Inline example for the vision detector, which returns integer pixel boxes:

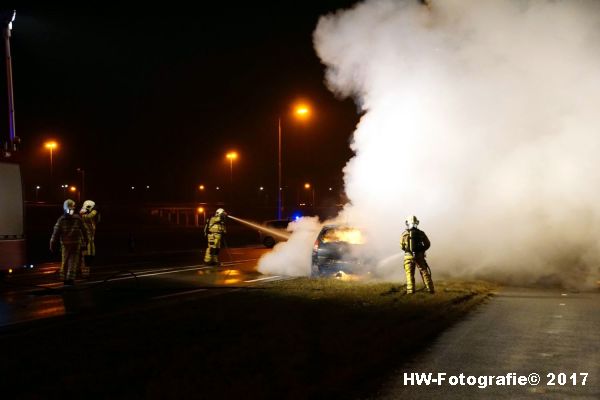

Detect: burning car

[311,225,371,277]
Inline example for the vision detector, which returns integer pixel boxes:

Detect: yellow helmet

[81,200,95,213]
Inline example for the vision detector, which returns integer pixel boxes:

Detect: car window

[321,227,363,244]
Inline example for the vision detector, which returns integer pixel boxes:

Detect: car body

[311,224,371,277]
[258,219,291,248]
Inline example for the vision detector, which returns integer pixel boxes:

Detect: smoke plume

[261,0,600,288]
[258,217,322,276]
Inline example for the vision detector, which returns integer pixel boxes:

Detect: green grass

[1,279,497,399]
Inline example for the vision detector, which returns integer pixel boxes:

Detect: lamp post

[197,184,205,202]
[2,10,16,149]
[226,152,238,206]
[278,103,311,219]
[69,185,79,202]
[35,185,40,201]
[44,141,58,178]
[76,168,85,199]
[225,151,238,185]
[197,206,206,226]
[304,182,315,208]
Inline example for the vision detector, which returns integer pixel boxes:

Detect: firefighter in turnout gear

[400,215,434,294]
[50,199,89,285]
[79,200,100,278]
[204,208,227,266]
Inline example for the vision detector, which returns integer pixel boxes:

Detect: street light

[304,182,315,207]
[225,151,238,185]
[197,206,206,226]
[278,102,311,219]
[69,185,80,202]
[44,141,58,177]
[2,10,16,150]
[35,185,40,201]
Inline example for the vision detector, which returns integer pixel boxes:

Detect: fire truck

[1,10,25,276]
[0,160,25,275]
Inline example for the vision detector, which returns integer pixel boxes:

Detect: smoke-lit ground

[259,0,600,289]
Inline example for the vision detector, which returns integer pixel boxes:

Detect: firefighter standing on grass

[204,208,227,266]
[400,215,435,294]
[50,199,88,286]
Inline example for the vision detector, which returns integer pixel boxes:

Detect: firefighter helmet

[81,200,95,213]
[216,208,225,216]
[405,215,419,229]
[63,199,76,215]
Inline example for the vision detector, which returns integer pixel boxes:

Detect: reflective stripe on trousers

[404,253,434,293]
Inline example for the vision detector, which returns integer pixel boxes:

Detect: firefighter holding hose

[400,215,434,294]
[204,208,227,266]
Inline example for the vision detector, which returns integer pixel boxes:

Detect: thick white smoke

[312,0,600,288]
[259,0,600,289]
[258,217,321,276]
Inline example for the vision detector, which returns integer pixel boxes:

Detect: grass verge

[1,279,497,399]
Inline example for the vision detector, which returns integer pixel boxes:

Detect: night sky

[0,3,360,204]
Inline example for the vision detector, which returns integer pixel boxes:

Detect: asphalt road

[0,246,275,329]
[376,287,600,399]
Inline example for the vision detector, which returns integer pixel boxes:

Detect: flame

[334,271,363,282]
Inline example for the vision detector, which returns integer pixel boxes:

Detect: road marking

[153,288,208,300]
[244,276,281,283]
[559,303,566,306]
[86,259,259,284]
[3,259,261,295]
[94,266,214,282]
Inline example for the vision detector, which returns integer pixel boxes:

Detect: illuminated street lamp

[35,185,40,201]
[69,185,79,201]
[196,206,206,226]
[44,141,58,177]
[278,102,311,219]
[225,151,238,185]
[304,182,315,207]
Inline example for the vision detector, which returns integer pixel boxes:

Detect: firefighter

[400,215,434,294]
[79,200,100,278]
[204,208,227,266]
[50,199,88,285]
